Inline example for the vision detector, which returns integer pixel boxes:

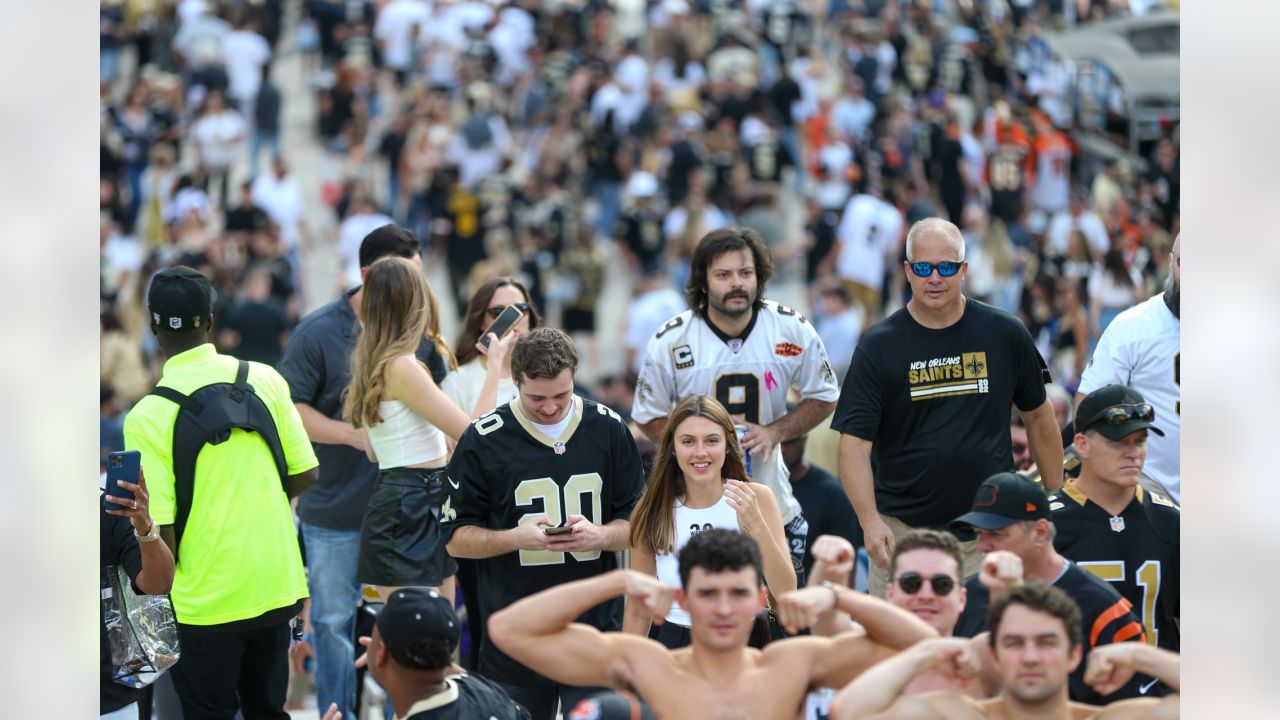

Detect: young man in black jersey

[950,473,1153,704]
[1050,386,1179,657]
[443,328,645,720]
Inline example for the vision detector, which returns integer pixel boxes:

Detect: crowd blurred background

[99,0,1179,482]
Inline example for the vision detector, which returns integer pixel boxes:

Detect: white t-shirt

[222,29,271,102]
[374,0,432,71]
[654,495,740,626]
[442,359,519,419]
[1047,210,1109,258]
[250,173,305,249]
[835,194,904,291]
[626,288,687,371]
[1078,294,1181,502]
[338,212,396,281]
[189,110,246,169]
[528,400,576,440]
[633,302,842,523]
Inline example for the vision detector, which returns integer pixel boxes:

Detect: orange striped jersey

[956,561,1158,703]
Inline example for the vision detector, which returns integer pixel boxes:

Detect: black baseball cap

[567,691,658,720]
[951,472,1050,531]
[147,266,215,332]
[375,588,461,667]
[1073,385,1165,441]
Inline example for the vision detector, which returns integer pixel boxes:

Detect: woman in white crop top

[343,257,516,601]
[623,395,796,648]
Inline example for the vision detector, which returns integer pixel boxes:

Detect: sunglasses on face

[909,261,962,278]
[485,302,530,320]
[895,572,957,596]
[1081,403,1154,433]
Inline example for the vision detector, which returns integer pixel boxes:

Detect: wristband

[821,580,841,609]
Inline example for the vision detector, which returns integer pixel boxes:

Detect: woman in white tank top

[623,395,796,648]
[343,257,515,602]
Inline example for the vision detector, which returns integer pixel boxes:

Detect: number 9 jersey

[632,300,841,525]
[441,396,645,686]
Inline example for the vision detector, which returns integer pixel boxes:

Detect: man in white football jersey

[1076,235,1180,502]
[633,227,841,582]
[834,187,906,326]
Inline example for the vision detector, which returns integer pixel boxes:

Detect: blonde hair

[905,217,965,262]
[343,257,455,428]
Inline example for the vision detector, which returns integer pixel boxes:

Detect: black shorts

[357,466,458,587]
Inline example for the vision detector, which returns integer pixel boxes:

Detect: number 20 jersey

[632,300,841,523]
[442,396,645,686]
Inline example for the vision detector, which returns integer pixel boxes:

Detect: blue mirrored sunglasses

[910,261,962,278]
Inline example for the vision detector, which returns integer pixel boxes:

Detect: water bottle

[734,424,752,477]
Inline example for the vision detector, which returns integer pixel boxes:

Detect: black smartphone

[543,525,574,536]
[478,304,525,350]
[104,450,141,508]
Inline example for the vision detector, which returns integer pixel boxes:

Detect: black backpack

[148,360,288,564]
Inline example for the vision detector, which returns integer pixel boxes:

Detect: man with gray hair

[831,217,1063,598]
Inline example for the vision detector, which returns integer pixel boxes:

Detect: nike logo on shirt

[1139,678,1160,694]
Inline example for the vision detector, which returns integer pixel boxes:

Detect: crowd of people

[99,1,1181,719]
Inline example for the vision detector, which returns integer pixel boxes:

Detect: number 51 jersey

[442,395,645,686]
[632,300,840,524]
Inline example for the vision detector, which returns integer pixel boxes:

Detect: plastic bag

[101,565,180,688]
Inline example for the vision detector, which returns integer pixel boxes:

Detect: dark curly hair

[685,227,773,314]
[988,582,1083,650]
[677,528,763,590]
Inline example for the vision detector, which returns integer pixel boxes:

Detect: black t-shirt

[101,509,145,714]
[277,289,448,530]
[832,300,1049,530]
[1050,482,1180,653]
[225,299,290,367]
[745,138,794,183]
[442,397,645,686]
[805,208,838,283]
[617,210,666,273]
[769,75,802,128]
[955,562,1155,704]
[441,189,486,270]
[789,464,863,578]
[404,673,531,719]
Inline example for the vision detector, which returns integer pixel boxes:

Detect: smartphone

[543,525,575,536]
[104,450,140,508]
[478,304,525,350]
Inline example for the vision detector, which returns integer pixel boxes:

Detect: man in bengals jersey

[982,100,1031,225]
[443,328,646,720]
[1051,385,1179,668]
[950,473,1153,704]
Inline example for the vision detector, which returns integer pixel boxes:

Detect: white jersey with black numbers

[1078,294,1181,502]
[633,301,842,524]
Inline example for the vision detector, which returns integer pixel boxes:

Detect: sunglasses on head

[1081,403,1154,433]
[485,303,530,319]
[895,572,957,596]
[909,261,962,278]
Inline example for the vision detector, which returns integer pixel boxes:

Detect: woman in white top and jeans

[623,394,796,649]
[343,257,514,601]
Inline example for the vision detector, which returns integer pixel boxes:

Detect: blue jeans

[251,131,281,179]
[100,702,137,720]
[302,521,363,720]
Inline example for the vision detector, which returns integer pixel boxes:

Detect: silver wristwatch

[135,520,161,543]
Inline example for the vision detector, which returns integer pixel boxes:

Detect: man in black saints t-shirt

[832,218,1063,598]
[443,328,645,720]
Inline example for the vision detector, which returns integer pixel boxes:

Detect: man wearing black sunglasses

[833,217,1062,599]
[1049,385,1180,661]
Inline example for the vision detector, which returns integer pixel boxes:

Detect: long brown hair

[343,257,454,428]
[629,395,751,556]
[452,276,542,367]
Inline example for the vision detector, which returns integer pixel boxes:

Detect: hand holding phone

[478,304,525,351]
[543,525,575,536]
[104,450,140,510]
